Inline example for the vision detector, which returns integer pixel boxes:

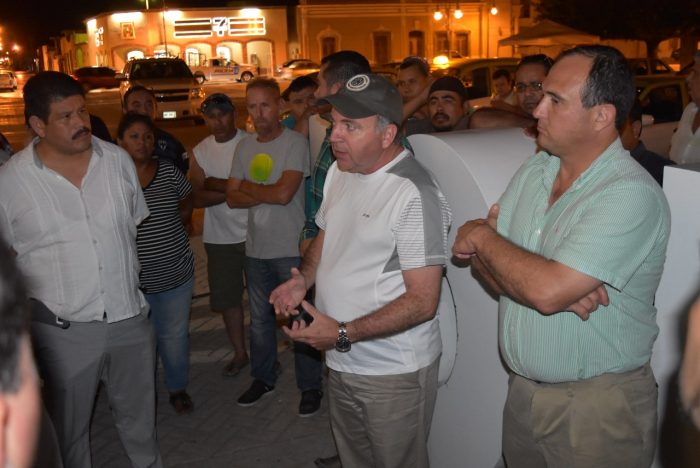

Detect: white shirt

[315,151,452,375]
[193,131,249,244]
[670,102,700,164]
[0,138,149,323]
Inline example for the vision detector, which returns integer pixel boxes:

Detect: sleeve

[283,131,310,176]
[121,149,149,225]
[314,163,337,232]
[170,163,192,200]
[230,141,246,180]
[551,183,669,291]
[393,188,451,270]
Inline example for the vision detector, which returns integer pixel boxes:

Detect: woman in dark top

[117,113,195,414]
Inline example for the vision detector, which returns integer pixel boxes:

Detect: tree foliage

[536,0,700,57]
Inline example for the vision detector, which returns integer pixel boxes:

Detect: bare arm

[238,170,304,205]
[283,265,443,351]
[681,296,700,429]
[225,176,259,208]
[189,153,226,208]
[453,205,605,316]
[178,193,193,226]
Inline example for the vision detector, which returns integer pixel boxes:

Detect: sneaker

[237,379,275,407]
[299,389,323,417]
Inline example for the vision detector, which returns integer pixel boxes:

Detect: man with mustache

[0,72,161,467]
[406,76,470,135]
[226,78,322,412]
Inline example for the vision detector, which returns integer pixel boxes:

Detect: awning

[498,20,600,47]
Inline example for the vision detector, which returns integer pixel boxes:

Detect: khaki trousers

[328,358,439,468]
[502,364,657,468]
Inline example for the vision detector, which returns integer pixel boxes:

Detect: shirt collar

[31,136,101,169]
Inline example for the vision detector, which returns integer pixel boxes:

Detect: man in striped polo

[453,45,670,467]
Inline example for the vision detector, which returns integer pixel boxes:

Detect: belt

[29,298,70,329]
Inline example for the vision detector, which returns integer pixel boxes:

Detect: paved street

[90,236,337,468]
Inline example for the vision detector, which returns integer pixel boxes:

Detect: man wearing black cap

[190,93,251,377]
[271,73,452,468]
[406,75,470,135]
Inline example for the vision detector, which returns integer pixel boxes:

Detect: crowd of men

[0,45,697,468]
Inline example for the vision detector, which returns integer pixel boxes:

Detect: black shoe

[299,389,323,417]
[237,379,275,407]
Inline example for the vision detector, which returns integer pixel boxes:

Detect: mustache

[432,112,449,121]
[72,127,91,140]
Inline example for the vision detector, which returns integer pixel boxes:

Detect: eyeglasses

[514,82,543,93]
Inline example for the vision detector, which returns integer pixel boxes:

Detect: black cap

[319,73,403,125]
[201,93,235,114]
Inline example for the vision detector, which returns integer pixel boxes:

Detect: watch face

[335,337,351,353]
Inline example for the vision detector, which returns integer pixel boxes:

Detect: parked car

[71,66,119,91]
[277,59,320,80]
[628,58,675,76]
[191,58,257,83]
[433,57,519,108]
[117,57,206,122]
[636,74,690,156]
[431,50,466,68]
[0,70,18,91]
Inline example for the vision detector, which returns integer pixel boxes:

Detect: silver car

[0,70,18,91]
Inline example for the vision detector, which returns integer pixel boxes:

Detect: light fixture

[454,5,463,19]
[490,5,498,15]
[434,9,443,21]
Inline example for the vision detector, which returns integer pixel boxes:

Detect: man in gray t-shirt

[226,78,323,416]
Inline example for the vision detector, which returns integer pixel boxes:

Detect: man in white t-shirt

[190,93,250,376]
[670,51,700,164]
[226,78,323,416]
[271,74,452,468]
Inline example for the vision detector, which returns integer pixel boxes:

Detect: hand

[452,204,499,260]
[565,284,609,321]
[283,300,338,351]
[680,298,700,429]
[269,268,307,316]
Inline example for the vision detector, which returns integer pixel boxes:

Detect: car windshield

[131,61,193,80]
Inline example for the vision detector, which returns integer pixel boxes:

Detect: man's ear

[28,116,46,139]
[381,123,399,149]
[592,103,616,132]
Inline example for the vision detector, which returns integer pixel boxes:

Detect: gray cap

[319,73,403,125]
[200,93,235,114]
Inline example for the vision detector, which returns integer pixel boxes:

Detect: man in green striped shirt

[453,45,670,467]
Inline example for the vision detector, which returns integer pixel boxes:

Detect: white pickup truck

[191,58,257,83]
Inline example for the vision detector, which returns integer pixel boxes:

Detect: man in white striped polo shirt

[453,45,671,467]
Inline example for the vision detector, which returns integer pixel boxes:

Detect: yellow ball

[249,153,274,182]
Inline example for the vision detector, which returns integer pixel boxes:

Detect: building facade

[84,7,289,75]
[296,0,519,64]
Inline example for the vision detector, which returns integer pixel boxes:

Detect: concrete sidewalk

[89,236,336,468]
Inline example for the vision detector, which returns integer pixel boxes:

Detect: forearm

[298,231,323,288]
[226,190,259,208]
[203,177,228,193]
[470,256,504,296]
[239,179,295,205]
[471,225,600,314]
[192,189,226,208]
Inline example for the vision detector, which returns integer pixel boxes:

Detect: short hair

[399,56,430,77]
[246,77,280,98]
[282,75,318,101]
[122,85,155,108]
[558,45,635,130]
[23,71,84,125]
[492,68,512,82]
[516,54,554,75]
[0,240,29,393]
[320,50,371,88]
[117,112,156,140]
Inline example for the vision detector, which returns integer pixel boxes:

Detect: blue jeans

[144,276,194,392]
[246,256,322,391]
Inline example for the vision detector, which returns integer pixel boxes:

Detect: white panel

[410,128,535,468]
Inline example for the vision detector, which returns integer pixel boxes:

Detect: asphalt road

[0,78,290,154]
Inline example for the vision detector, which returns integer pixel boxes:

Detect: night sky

[3,0,293,53]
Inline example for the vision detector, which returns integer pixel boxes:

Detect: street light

[433,4,464,58]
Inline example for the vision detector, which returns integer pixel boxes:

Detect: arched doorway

[246,40,273,75]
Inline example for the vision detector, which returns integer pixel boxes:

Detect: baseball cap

[200,93,235,114]
[429,76,468,101]
[319,73,403,125]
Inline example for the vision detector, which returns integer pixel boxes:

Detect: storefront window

[216,46,231,61]
[186,47,203,66]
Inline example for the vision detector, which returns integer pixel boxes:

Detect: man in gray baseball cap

[270,72,452,467]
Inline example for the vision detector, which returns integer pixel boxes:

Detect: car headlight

[191,87,205,99]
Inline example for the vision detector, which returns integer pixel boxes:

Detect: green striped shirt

[497,139,670,383]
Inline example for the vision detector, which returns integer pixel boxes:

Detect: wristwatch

[335,321,351,353]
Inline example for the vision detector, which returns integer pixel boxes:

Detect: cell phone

[287,308,313,328]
